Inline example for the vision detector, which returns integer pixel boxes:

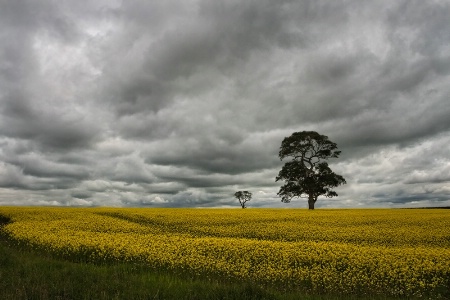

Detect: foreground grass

[0,237,272,300]
[0,237,403,300]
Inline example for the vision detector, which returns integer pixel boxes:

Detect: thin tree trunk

[308,195,315,210]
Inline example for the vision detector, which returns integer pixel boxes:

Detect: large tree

[276,131,346,209]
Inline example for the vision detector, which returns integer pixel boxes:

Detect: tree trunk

[308,195,315,210]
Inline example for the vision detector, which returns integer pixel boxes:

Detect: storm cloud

[1,0,449,208]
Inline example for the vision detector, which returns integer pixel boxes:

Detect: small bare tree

[234,191,252,209]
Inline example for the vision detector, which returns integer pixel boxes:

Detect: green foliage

[276,131,346,209]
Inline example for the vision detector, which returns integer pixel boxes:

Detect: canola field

[0,207,449,298]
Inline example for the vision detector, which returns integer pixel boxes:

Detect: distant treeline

[403,206,450,209]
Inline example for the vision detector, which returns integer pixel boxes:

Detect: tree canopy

[234,191,252,209]
[276,131,346,209]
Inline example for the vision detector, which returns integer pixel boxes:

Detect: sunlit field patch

[0,207,449,298]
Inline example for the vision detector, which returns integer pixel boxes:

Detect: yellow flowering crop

[0,207,449,298]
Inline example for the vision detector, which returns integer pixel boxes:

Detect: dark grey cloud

[0,0,449,208]
[1,97,100,150]
[146,131,281,175]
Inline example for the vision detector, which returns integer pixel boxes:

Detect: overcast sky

[1,0,449,208]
